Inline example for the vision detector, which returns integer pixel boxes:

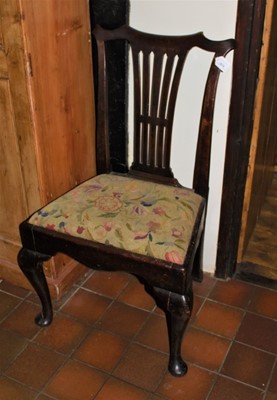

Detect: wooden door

[0,0,40,278]
[237,0,277,281]
[0,0,96,296]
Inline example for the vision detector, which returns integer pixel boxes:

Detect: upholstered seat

[29,173,203,265]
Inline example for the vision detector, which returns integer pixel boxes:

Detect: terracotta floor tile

[84,270,130,298]
[62,288,111,324]
[135,313,169,353]
[118,279,156,311]
[193,274,216,297]
[153,305,165,316]
[0,328,27,372]
[28,284,78,311]
[193,300,244,338]
[221,342,275,389]
[0,291,21,321]
[97,302,148,339]
[208,376,264,400]
[191,295,205,320]
[36,395,55,400]
[1,273,276,400]
[6,342,65,390]
[0,280,30,298]
[114,343,168,391]
[45,359,107,400]
[157,364,215,400]
[247,287,277,319]
[0,376,37,400]
[268,362,277,394]
[1,301,41,338]
[35,313,88,354]
[236,312,277,353]
[209,279,254,308]
[95,377,149,400]
[74,328,128,372]
[181,327,231,371]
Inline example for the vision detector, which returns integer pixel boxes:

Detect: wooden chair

[18,25,235,376]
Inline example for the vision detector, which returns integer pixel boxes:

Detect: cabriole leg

[17,248,53,327]
[146,285,193,377]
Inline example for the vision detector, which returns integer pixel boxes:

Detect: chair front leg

[146,285,193,377]
[17,248,53,327]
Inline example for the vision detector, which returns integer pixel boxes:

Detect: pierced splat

[131,49,185,176]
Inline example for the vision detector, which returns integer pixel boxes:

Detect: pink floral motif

[148,221,160,232]
[77,226,85,234]
[132,205,145,215]
[165,250,183,264]
[134,231,149,240]
[95,196,122,212]
[172,228,182,238]
[46,224,55,230]
[103,222,113,231]
[153,206,166,215]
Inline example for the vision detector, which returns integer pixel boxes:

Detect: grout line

[262,356,277,400]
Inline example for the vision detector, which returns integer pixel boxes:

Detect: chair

[18,25,235,376]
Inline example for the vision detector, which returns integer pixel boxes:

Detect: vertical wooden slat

[149,51,163,167]
[163,54,185,169]
[156,54,174,168]
[142,50,150,165]
[132,47,141,165]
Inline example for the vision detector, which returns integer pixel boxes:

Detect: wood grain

[0,0,96,297]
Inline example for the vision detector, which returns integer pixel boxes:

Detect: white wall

[129,0,238,272]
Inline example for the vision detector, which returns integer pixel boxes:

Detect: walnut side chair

[18,25,235,377]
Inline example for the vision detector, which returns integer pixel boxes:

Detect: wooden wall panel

[0,80,27,239]
[20,0,96,204]
[0,0,39,270]
[0,0,40,215]
[0,0,96,297]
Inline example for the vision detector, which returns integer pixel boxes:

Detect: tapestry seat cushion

[28,174,203,265]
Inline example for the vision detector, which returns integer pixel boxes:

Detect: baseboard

[0,258,88,300]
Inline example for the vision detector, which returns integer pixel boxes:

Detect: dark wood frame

[89,0,130,172]
[216,0,267,278]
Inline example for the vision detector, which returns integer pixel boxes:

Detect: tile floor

[0,272,276,400]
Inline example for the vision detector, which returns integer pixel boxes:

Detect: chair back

[93,25,235,199]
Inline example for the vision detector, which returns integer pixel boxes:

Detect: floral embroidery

[95,196,122,212]
[77,226,85,234]
[165,250,183,264]
[29,174,203,265]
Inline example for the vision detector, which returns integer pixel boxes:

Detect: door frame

[215,0,267,278]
